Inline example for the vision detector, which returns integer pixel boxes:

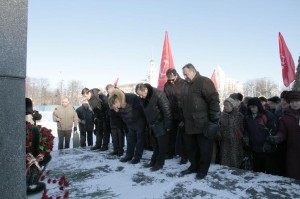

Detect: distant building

[212,66,244,104]
[146,58,158,88]
[118,58,157,93]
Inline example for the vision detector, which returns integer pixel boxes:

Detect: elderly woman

[219,97,244,168]
[268,91,300,180]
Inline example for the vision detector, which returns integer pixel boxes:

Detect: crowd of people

[50,63,300,181]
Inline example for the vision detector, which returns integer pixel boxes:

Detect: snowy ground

[28,112,300,199]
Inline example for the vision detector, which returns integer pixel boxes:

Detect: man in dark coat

[76,98,94,147]
[164,68,188,164]
[136,83,172,171]
[108,89,146,164]
[106,84,126,156]
[181,63,221,180]
[82,88,110,151]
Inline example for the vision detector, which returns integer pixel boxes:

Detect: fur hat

[247,97,265,113]
[267,96,281,104]
[229,93,243,101]
[224,97,238,108]
[286,91,300,103]
[280,90,289,99]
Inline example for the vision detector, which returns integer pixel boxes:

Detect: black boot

[120,156,133,162]
[91,145,101,151]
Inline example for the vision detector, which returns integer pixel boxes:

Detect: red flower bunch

[26,123,55,155]
[41,173,70,199]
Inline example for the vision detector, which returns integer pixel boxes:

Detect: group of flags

[115,32,296,90]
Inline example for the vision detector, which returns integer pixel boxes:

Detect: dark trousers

[252,151,279,175]
[95,119,110,148]
[175,125,187,159]
[126,127,144,158]
[58,130,72,149]
[150,133,168,166]
[185,133,213,175]
[80,130,93,147]
[165,121,178,157]
[111,128,125,153]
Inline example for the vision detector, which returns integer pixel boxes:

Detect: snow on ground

[28,112,300,199]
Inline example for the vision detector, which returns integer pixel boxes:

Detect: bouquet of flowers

[26,123,55,155]
[26,123,55,194]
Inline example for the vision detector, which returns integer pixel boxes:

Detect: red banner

[113,78,119,88]
[211,69,218,90]
[157,32,175,90]
[279,32,295,87]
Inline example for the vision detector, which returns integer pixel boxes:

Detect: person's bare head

[135,83,148,99]
[105,84,115,96]
[182,63,197,82]
[62,97,70,107]
[81,88,91,100]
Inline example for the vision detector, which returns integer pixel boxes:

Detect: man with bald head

[53,97,79,149]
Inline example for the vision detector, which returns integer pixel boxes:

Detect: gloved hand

[266,135,282,144]
[73,127,77,132]
[242,137,251,151]
[80,120,86,125]
[178,121,184,128]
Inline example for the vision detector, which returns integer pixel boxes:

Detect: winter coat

[110,89,146,130]
[277,107,300,180]
[76,105,94,132]
[109,109,125,129]
[53,104,78,131]
[140,84,172,137]
[88,88,109,121]
[219,109,244,168]
[244,110,277,153]
[181,72,221,135]
[164,75,185,121]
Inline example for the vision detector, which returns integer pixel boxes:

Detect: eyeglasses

[167,79,175,82]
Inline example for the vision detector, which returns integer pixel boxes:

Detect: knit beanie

[224,97,238,108]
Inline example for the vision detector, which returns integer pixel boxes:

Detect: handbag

[73,131,80,148]
[240,150,253,170]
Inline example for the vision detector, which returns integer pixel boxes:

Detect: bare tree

[244,78,279,98]
[67,80,83,105]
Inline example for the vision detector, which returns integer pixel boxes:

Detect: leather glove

[73,127,77,132]
[242,137,251,151]
[178,121,184,128]
[266,136,282,144]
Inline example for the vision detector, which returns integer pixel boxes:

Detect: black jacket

[140,84,172,137]
[181,72,221,135]
[117,93,146,130]
[76,105,94,132]
[88,88,109,121]
[164,75,185,121]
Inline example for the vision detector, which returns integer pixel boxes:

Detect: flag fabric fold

[211,69,218,90]
[113,78,119,88]
[279,32,295,87]
[157,32,175,90]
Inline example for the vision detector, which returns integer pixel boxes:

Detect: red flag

[279,32,295,87]
[113,78,119,88]
[157,32,175,90]
[211,69,218,90]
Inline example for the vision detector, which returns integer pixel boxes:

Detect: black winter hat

[267,96,281,104]
[247,97,265,113]
[229,93,243,101]
[286,91,300,103]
